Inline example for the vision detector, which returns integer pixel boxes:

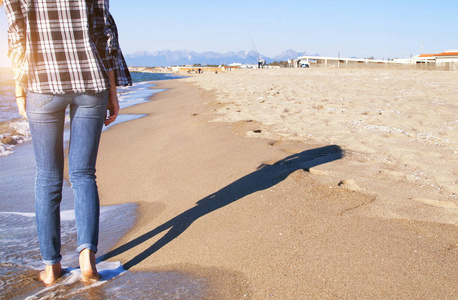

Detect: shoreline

[95,77,457,298]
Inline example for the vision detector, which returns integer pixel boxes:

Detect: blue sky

[1,0,458,66]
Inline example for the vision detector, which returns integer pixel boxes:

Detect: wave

[0,118,31,156]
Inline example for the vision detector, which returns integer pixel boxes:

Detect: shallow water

[0,68,18,124]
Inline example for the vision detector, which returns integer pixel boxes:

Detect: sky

[1,0,458,67]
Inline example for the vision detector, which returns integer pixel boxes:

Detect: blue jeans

[27,91,108,265]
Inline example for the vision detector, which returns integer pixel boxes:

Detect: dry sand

[184,68,458,225]
[95,68,457,299]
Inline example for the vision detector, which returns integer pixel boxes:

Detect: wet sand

[95,70,457,299]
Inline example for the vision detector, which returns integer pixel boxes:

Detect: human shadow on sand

[100,145,344,270]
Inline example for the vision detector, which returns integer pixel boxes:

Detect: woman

[3,0,131,284]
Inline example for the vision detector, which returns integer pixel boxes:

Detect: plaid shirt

[4,0,131,94]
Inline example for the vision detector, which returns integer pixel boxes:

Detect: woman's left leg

[67,91,108,255]
[27,93,69,284]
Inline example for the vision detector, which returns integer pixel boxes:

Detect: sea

[0,69,209,299]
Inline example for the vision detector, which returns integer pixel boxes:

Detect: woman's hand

[16,96,27,119]
[15,82,27,119]
[104,88,119,126]
[104,70,119,126]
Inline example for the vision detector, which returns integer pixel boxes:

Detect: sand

[184,68,458,225]
[95,69,457,299]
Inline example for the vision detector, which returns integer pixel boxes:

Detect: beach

[93,68,457,298]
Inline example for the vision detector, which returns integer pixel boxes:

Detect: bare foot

[39,263,62,285]
[79,249,100,282]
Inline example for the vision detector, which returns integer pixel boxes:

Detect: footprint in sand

[338,179,363,191]
[413,198,458,209]
[308,168,327,175]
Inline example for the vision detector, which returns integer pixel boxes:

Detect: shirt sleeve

[92,0,131,86]
[91,0,113,71]
[4,0,28,85]
[106,13,132,86]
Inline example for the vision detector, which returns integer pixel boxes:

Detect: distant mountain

[124,49,309,67]
[273,49,302,61]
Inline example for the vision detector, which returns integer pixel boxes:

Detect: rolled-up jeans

[27,90,108,265]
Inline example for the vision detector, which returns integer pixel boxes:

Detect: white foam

[95,261,126,282]
[0,211,35,218]
[24,261,125,299]
[64,261,126,286]
[0,205,131,221]
[0,118,31,156]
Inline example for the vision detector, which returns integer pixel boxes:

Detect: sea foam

[0,118,31,156]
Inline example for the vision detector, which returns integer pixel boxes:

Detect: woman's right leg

[68,90,108,281]
[68,91,107,254]
[27,93,68,268]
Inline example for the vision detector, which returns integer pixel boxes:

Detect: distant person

[3,0,131,285]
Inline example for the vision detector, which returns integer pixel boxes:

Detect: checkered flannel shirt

[4,0,131,94]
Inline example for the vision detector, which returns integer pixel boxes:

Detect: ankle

[47,262,62,275]
[79,249,98,271]
[79,249,100,281]
[40,263,62,285]
[79,248,96,261]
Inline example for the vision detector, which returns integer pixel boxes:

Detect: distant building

[297,55,397,67]
[298,50,458,71]
[170,65,238,73]
[418,50,458,70]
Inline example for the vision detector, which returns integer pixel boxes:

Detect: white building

[418,50,458,70]
[297,55,398,67]
[298,50,458,70]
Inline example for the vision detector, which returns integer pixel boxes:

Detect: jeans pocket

[28,94,54,108]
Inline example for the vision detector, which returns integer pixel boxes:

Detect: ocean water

[0,68,17,123]
[0,70,208,298]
